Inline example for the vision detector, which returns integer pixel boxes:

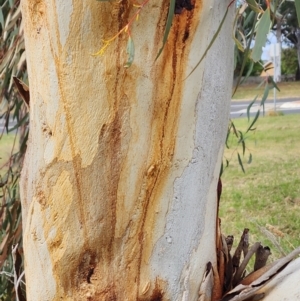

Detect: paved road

[231,97,300,119]
[1,97,299,132]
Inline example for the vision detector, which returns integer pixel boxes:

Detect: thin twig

[12,244,20,301]
[16,270,25,291]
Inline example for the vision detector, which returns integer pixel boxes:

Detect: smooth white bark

[21,0,234,300]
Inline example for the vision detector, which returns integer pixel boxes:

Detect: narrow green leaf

[260,82,270,115]
[251,8,271,62]
[225,126,231,149]
[155,0,175,61]
[6,207,13,229]
[268,76,280,91]
[238,59,254,86]
[186,6,229,79]
[0,9,4,30]
[246,0,262,13]
[231,121,239,138]
[238,130,243,142]
[232,12,257,96]
[8,113,28,133]
[242,140,246,155]
[295,0,300,27]
[2,216,8,231]
[238,131,246,155]
[244,9,256,29]
[5,112,10,134]
[124,35,135,68]
[246,108,260,133]
[19,130,29,155]
[248,153,252,164]
[233,35,245,52]
[244,60,254,78]
[237,152,245,173]
[13,100,22,122]
[233,8,246,52]
[220,162,224,177]
[247,95,258,121]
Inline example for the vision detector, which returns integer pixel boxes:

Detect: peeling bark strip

[221,247,300,301]
[254,246,271,271]
[20,0,234,300]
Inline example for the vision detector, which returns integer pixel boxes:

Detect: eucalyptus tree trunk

[20,0,234,300]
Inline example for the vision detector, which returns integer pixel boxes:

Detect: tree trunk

[20,1,234,300]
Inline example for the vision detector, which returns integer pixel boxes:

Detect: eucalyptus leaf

[246,0,262,13]
[186,5,229,78]
[238,130,246,156]
[242,140,246,155]
[155,0,175,60]
[246,108,260,133]
[232,12,257,96]
[220,162,224,177]
[240,59,254,86]
[124,35,135,68]
[233,36,245,52]
[268,76,280,91]
[8,113,28,133]
[233,7,245,52]
[244,9,256,29]
[251,8,271,62]
[260,82,270,115]
[247,95,258,121]
[225,125,231,149]
[237,152,245,173]
[0,9,4,30]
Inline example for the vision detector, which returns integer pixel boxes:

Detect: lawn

[220,114,300,262]
[0,133,17,174]
[232,81,300,100]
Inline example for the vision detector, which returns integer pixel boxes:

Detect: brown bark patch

[137,278,165,301]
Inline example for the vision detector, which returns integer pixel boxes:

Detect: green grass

[220,114,300,261]
[232,81,300,100]
[0,134,16,173]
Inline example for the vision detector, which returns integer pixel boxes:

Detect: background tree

[277,0,300,79]
[281,47,298,74]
